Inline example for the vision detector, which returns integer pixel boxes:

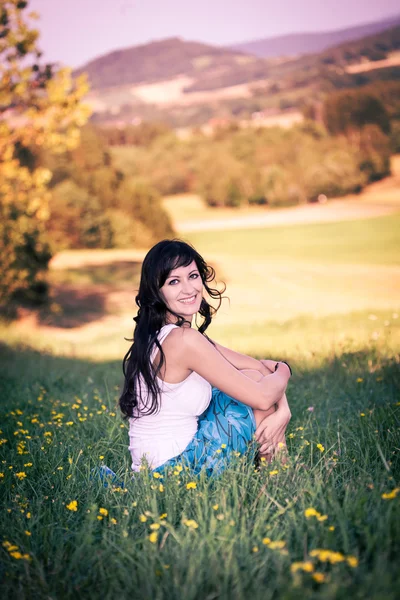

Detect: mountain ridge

[228,12,400,57]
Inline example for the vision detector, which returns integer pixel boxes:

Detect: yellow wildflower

[212,504,219,510]
[186,482,197,490]
[317,515,328,522]
[262,537,271,545]
[310,549,345,564]
[304,507,319,518]
[269,470,279,476]
[149,532,158,543]
[153,472,162,479]
[159,483,164,492]
[160,513,167,519]
[10,551,23,559]
[347,555,358,568]
[99,455,104,460]
[382,488,400,500]
[25,531,31,536]
[252,546,259,553]
[66,500,78,512]
[328,526,335,531]
[24,463,33,467]
[99,508,108,516]
[221,444,227,449]
[312,572,326,583]
[110,518,117,525]
[44,432,52,437]
[291,561,314,573]
[15,472,27,480]
[268,540,286,550]
[139,515,147,522]
[317,444,325,453]
[183,519,199,529]
[150,523,160,530]
[357,378,363,383]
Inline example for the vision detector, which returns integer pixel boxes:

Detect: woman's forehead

[168,259,197,276]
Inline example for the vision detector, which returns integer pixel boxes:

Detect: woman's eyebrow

[166,269,198,280]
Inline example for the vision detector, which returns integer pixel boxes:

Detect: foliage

[43,126,174,249]
[98,121,172,147]
[318,24,400,66]
[0,0,91,309]
[112,123,375,207]
[48,180,114,250]
[323,89,391,136]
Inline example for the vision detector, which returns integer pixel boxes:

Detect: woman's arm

[211,341,272,375]
[170,328,291,411]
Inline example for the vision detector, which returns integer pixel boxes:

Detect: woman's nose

[182,280,194,294]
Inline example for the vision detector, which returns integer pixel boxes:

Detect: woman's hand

[255,405,291,460]
[259,359,277,374]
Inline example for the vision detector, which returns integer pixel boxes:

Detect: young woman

[119,239,292,476]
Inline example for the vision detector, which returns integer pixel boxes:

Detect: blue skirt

[91,389,256,486]
[153,388,256,477]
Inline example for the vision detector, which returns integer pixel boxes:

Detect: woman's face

[160,260,203,322]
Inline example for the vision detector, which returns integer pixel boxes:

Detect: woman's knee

[240,369,263,382]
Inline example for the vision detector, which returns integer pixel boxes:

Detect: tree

[0,0,91,310]
[323,89,391,137]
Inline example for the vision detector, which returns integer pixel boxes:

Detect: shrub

[323,90,391,136]
[358,125,391,182]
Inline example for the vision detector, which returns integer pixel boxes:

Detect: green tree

[323,89,391,136]
[0,0,91,310]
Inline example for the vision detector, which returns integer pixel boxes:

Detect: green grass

[188,213,400,265]
[0,312,399,599]
[1,211,400,598]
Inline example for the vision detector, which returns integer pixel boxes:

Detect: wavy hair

[119,239,225,419]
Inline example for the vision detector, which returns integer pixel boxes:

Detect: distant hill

[230,13,400,58]
[74,37,268,90]
[78,19,400,128]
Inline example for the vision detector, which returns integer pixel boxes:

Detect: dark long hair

[119,239,225,419]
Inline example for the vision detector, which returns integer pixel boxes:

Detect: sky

[29,0,400,68]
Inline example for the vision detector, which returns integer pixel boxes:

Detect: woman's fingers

[259,442,275,454]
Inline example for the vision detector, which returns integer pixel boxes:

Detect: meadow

[0,211,399,599]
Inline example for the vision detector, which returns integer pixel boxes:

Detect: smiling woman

[118,239,292,476]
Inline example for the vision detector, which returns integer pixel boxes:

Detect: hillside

[74,37,269,90]
[79,22,400,128]
[230,13,400,58]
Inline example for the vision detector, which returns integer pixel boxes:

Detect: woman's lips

[178,295,197,304]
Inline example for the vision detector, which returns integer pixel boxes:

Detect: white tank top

[128,323,212,471]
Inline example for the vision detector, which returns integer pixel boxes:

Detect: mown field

[0,211,399,599]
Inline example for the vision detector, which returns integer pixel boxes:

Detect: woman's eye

[168,279,179,285]
[190,273,199,279]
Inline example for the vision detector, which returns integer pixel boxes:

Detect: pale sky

[29,0,400,68]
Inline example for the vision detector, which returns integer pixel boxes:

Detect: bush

[48,181,114,250]
[390,120,400,153]
[323,90,391,136]
[358,125,391,182]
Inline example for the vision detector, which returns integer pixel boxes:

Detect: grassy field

[1,210,399,598]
